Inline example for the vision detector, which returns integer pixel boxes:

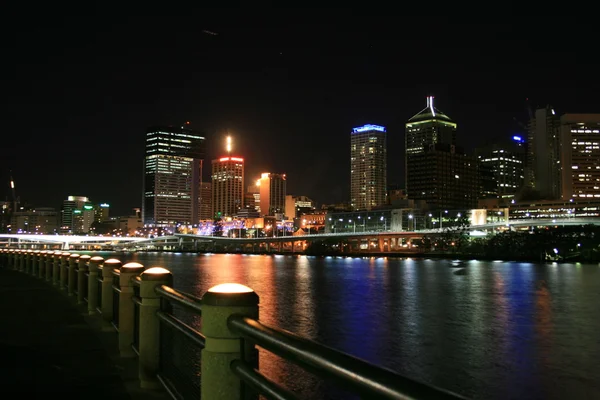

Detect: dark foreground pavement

[0,268,169,400]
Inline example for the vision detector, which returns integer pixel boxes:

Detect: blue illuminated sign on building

[352,124,386,133]
[513,135,524,142]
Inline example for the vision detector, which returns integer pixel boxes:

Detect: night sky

[3,12,599,216]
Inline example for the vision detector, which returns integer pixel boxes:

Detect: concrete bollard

[32,250,40,275]
[68,254,80,296]
[38,251,48,278]
[118,262,145,357]
[60,252,71,291]
[26,250,33,274]
[101,259,122,323]
[12,249,18,270]
[201,283,259,400]
[17,250,24,272]
[45,251,54,282]
[52,251,62,286]
[138,267,173,389]
[87,256,104,315]
[77,255,91,305]
[19,250,25,272]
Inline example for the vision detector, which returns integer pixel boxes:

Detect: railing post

[118,262,145,357]
[77,255,91,305]
[138,267,173,389]
[17,250,23,271]
[101,259,122,323]
[68,254,80,296]
[60,252,71,291]
[87,256,104,315]
[52,251,62,286]
[201,283,259,400]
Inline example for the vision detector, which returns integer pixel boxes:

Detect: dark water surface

[93,252,600,399]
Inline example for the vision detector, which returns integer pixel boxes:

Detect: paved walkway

[0,267,168,400]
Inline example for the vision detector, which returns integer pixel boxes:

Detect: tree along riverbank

[303,224,600,263]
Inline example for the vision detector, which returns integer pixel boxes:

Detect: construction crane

[9,171,17,213]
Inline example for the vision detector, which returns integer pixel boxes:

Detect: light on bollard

[208,283,254,293]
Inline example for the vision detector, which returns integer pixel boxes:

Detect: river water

[93,252,600,399]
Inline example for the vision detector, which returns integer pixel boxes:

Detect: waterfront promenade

[0,268,168,400]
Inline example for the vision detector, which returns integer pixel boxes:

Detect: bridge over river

[2,217,598,253]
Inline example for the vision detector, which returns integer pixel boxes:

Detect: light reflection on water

[88,251,600,400]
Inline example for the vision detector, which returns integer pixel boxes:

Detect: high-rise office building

[61,195,90,234]
[405,97,478,209]
[258,173,287,216]
[350,124,387,210]
[528,106,561,199]
[72,203,95,234]
[212,157,244,218]
[560,114,600,200]
[476,141,525,199]
[199,182,212,221]
[142,122,205,226]
[94,203,110,223]
[405,96,457,157]
[407,143,479,210]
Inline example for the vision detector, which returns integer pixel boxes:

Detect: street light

[357,215,366,232]
[380,216,386,231]
[408,214,413,231]
[440,210,448,230]
[349,219,355,233]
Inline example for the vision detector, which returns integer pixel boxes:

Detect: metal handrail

[228,315,465,400]
[156,310,206,348]
[231,359,298,400]
[155,285,202,315]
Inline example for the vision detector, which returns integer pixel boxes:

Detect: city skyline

[4,13,600,215]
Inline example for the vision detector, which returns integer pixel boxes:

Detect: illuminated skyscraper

[405,97,478,210]
[560,114,600,200]
[350,124,387,210]
[199,182,212,221]
[528,106,562,199]
[258,173,287,217]
[142,122,205,226]
[212,136,244,218]
[61,196,92,234]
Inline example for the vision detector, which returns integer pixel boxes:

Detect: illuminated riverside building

[212,156,244,218]
[528,106,562,199]
[560,114,600,200]
[142,123,205,226]
[258,173,286,217]
[199,182,212,221]
[476,141,525,199]
[350,124,387,210]
[404,97,478,209]
[61,195,91,234]
[509,199,600,220]
[93,203,110,223]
